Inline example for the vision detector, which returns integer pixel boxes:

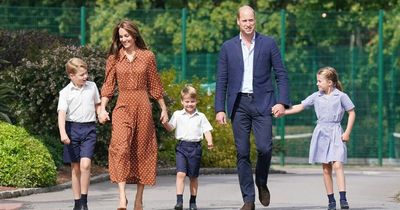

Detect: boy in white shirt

[57,58,101,210]
[163,85,213,210]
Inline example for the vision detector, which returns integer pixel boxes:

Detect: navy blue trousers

[231,94,273,203]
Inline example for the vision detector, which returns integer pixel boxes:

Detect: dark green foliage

[36,135,64,169]
[8,45,106,136]
[0,30,75,69]
[0,122,57,187]
[0,45,15,123]
[0,83,14,123]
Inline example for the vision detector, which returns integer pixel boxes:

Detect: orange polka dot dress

[101,48,164,185]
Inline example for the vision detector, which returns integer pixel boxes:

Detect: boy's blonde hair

[181,85,197,100]
[65,58,87,75]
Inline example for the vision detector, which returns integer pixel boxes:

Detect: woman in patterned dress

[284,67,355,210]
[98,20,168,210]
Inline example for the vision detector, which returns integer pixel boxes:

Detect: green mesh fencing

[0,6,82,39]
[1,6,399,164]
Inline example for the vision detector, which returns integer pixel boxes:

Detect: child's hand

[160,109,169,124]
[207,143,214,150]
[60,135,71,145]
[342,132,350,142]
[162,121,174,132]
[98,111,110,124]
[162,121,169,129]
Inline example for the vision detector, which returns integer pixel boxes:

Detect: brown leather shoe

[240,202,255,210]
[257,184,270,206]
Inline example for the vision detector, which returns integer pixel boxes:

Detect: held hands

[271,104,285,118]
[207,143,214,150]
[160,109,169,124]
[98,111,110,124]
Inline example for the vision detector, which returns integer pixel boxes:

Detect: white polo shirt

[57,81,101,123]
[168,109,213,142]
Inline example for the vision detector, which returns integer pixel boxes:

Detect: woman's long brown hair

[107,20,148,59]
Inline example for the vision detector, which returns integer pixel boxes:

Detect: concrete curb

[0,173,110,199]
[157,167,286,176]
[0,168,285,199]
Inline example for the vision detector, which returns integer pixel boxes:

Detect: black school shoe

[82,203,88,210]
[328,201,336,210]
[73,205,81,210]
[174,202,183,210]
[340,200,349,209]
[189,203,197,210]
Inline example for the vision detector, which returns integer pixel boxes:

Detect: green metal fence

[0,6,82,39]
[1,6,399,165]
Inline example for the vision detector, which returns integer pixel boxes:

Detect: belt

[66,121,95,125]
[178,140,201,145]
[317,120,340,124]
[240,92,254,97]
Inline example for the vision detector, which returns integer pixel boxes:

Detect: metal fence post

[174,54,180,82]
[279,9,286,166]
[349,44,355,158]
[377,9,384,166]
[181,8,187,81]
[206,53,212,83]
[80,6,86,46]
[388,55,396,158]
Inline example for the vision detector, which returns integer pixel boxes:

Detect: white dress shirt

[240,33,255,93]
[168,109,213,142]
[57,81,101,122]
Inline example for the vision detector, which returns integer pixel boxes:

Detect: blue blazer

[215,32,291,118]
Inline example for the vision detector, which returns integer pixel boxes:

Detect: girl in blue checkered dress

[284,67,355,210]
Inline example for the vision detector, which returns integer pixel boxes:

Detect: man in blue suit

[215,5,290,210]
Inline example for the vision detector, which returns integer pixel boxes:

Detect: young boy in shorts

[162,85,214,210]
[57,58,101,210]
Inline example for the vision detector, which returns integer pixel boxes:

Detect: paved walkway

[1,165,399,210]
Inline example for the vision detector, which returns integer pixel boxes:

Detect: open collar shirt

[57,81,100,122]
[239,33,256,93]
[168,109,213,142]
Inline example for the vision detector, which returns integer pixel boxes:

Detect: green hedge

[0,122,57,187]
[37,135,64,169]
[0,30,74,69]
